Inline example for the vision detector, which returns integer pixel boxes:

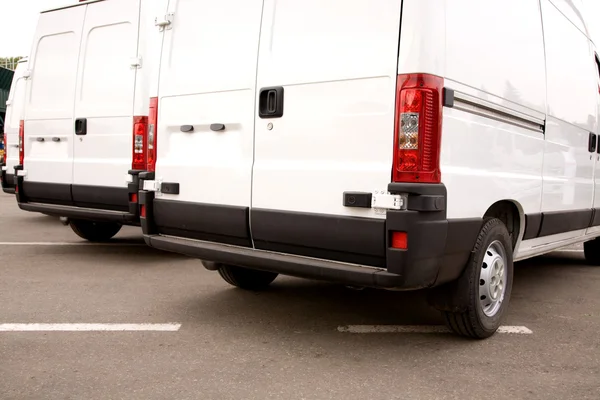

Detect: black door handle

[258,87,284,118]
[75,118,87,135]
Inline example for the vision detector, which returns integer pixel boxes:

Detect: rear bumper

[146,234,407,288]
[139,181,482,290]
[1,166,15,194]
[15,166,144,224]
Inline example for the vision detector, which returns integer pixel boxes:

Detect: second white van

[14,0,160,241]
[1,58,28,195]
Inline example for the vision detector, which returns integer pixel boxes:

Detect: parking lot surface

[0,193,599,399]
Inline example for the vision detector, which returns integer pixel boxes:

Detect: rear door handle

[75,118,87,136]
[258,87,284,118]
[589,132,597,153]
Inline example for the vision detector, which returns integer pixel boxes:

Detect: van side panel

[25,7,85,191]
[539,0,596,224]
[420,0,547,224]
[72,0,140,193]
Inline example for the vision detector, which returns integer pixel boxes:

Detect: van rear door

[250,0,403,265]
[24,6,85,204]
[153,0,264,246]
[72,0,141,210]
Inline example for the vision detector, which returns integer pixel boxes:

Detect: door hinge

[22,70,32,80]
[372,192,405,211]
[142,180,161,192]
[155,13,174,32]
[130,56,142,69]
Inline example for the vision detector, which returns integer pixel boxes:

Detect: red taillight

[140,204,147,218]
[130,193,138,203]
[132,116,148,170]
[18,120,24,165]
[147,97,158,172]
[2,132,7,163]
[393,74,443,183]
[391,232,408,249]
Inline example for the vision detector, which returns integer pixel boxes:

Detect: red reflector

[140,204,146,218]
[130,193,138,203]
[391,232,407,249]
[393,74,443,183]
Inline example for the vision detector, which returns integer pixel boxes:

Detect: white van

[139,0,600,338]
[14,0,162,241]
[1,58,28,194]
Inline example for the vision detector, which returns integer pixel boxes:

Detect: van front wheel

[69,219,122,242]
[442,218,514,339]
[218,264,278,290]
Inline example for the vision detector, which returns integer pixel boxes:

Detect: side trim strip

[447,90,545,133]
[524,209,596,240]
[523,213,542,240]
[591,209,600,227]
[539,209,592,237]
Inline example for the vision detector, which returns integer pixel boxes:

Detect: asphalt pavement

[0,192,599,399]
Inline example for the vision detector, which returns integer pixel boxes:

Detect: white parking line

[0,242,145,246]
[0,323,182,332]
[337,325,533,334]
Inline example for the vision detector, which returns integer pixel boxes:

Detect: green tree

[0,57,25,71]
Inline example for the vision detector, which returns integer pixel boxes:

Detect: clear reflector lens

[399,112,419,150]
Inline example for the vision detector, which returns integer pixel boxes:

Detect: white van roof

[41,0,105,14]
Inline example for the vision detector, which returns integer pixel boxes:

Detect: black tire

[218,264,278,290]
[69,219,122,242]
[442,218,514,339]
[584,238,600,265]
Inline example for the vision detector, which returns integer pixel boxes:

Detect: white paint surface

[0,323,181,332]
[338,325,533,335]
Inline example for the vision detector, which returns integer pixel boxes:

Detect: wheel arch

[483,199,525,253]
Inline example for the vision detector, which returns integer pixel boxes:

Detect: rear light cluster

[147,97,158,172]
[132,116,148,170]
[18,120,24,165]
[393,74,443,183]
[131,97,158,171]
[2,132,7,164]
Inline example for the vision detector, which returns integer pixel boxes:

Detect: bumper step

[19,202,137,223]
[146,234,406,289]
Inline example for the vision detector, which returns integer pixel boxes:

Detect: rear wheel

[69,219,122,242]
[218,264,278,290]
[441,218,513,339]
[584,238,600,265]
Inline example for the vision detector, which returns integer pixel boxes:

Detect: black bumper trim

[146,234,405,289]
[152,199,251,247]
[140,181,481,289]
[19,202,137,223]
[72,185,129,212]
[1,169,15,194]
[252,208,385,267]
[15,170,144,224]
